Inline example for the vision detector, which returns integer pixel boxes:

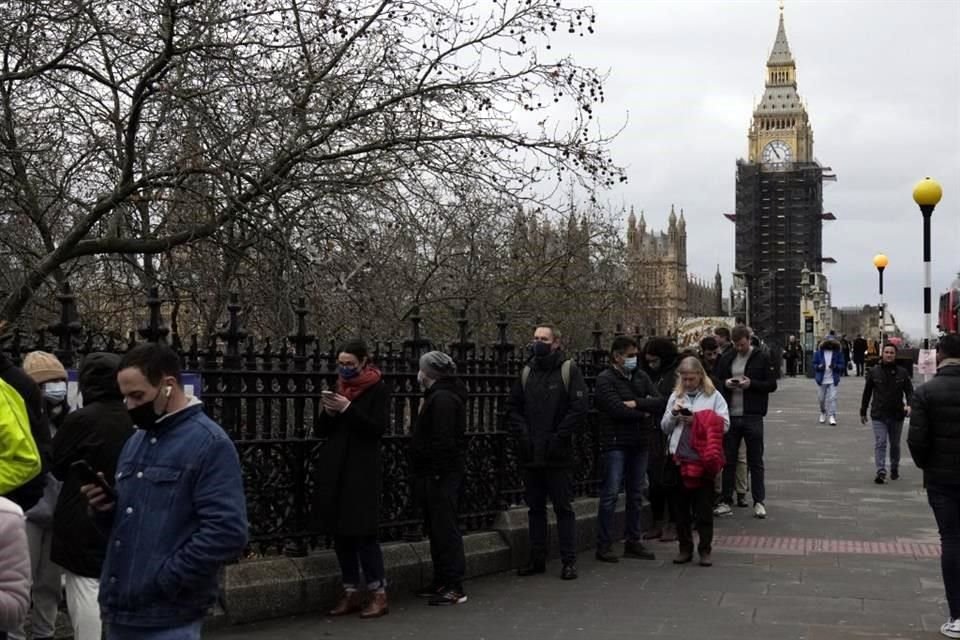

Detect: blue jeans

[818,382,838,417]
[927,483,960,619]
[872,418,903,473]
[334,535,386,591]
[597,447,649,549]
[107,621,203,640]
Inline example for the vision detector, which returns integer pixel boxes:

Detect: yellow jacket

[0,378,41,495]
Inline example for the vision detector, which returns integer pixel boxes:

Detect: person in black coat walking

[908,333,960,638]
[50,353,134,640]
[593,336,661,563]
[313,340,390,619]
[860,343,913,484]
[412,351,468,606]
[507,324,587,581]
[853,335,868,376]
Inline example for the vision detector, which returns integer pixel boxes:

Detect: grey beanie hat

[419,351,456,380]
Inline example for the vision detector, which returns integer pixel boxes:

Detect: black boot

[517,560,546,576]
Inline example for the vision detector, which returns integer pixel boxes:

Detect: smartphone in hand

[70,459,117,501]
[679,407,693,416]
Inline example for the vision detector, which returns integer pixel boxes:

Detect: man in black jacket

[908,333,960,638]
[0,351,51,512]
[51,353,134,640]
[593,336,661,563]
[508,325,587,580]
[861,343,913,485]
[853,335,869,377]
[412,351,468,606]
[714,326,778,519]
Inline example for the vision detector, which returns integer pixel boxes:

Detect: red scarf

[336,365,383,401]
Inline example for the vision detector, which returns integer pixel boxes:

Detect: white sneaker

[754,503,767,519]
[818,413,826,424]
[829,416,837,426]
[941,618,960,638]
[713,503,733,517]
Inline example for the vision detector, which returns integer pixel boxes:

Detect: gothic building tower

[731,7,828,349]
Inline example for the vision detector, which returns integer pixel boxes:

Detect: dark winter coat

[853,338,868,364]
[908,364,960,485]
[50,353,134,578]
[507,351,587,468]
[411,378,467,477]
[715,348,778,417]
[0,353,51,511]
[312,381,389,537]
[860,363,913,420]
[593,366,661,451]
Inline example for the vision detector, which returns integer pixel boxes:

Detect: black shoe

[416,583,443,598]
[595,548,619,563]
[891,468,900,480]
[623,541,656,560]
[736,493,749,508]
[517,561,546,577]
[875,469,886,484]
[428,588,467,606]
[561,563,578,580]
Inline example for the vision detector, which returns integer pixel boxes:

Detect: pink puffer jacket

[0,497,30,631]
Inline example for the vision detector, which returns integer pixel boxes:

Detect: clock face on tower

[762,140,792,167]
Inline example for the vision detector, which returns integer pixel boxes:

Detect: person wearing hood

[50,353,134,640]
[412,351,468,606]
[640,337,680,542]
[861,343,913,485]
[13,352,69,640]
[813,333,846,426]
[508,324,587,581]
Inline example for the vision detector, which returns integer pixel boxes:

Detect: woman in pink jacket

[0,496,30,636]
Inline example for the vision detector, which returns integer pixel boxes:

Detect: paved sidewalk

[211,376,945,640]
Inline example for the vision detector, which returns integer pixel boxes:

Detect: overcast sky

[576,0,960,338]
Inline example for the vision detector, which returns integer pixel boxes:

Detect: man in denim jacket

[81,343,248,640]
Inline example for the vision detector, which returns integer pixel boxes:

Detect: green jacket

[0,378,41,495]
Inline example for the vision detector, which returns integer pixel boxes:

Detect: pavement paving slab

[210,376,947,640]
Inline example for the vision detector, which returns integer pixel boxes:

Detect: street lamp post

[913,177,943,350]
[873,254,888,348]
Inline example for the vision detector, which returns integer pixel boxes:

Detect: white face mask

[42,381,68,404]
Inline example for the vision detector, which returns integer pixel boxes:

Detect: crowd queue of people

[2,323,960,638]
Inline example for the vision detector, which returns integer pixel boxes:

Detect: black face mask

[530,341,552,358]
[128,387,168,429]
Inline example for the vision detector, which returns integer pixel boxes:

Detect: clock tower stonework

[731,6,828,352]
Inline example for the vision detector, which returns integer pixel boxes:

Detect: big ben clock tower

[732,5,828,350]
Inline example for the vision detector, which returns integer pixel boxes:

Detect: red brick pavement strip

[715,534,940,559]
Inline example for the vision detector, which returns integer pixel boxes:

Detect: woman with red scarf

[313,340,390,619]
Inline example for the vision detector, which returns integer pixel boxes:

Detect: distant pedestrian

[0,496,30,637]
[641,337,681,543]
[841,335,852,377]
[314,339,391,618]
[51,353,134,640]
[593,336,661,563]
[860,344,913,485]
[784,335,802,377]
[907,333,960,639]
[508,324,587,581]
[853,335,868,376]
[714,325,778,519]
[814,334,846,425]
[412,351,468,606]
[661,357,729,567]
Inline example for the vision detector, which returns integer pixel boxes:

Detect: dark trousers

[334,535,386,591]
[722,415,765,505]
[785,358,797,376]
[855,360,865,376]
[597,447,649,549]
[927,483,960,619]
[673,473,715,555]
[524,468,576,564]
[418,473,466,590]
[647,432,675,524]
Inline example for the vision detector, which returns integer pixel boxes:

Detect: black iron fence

[1,287,645,556]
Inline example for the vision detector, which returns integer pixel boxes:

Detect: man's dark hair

[338,339,369,361]
[699,336,719,352]
[939,333,960,359]
[731,325,751,343]
[882,342,899,353]
[713,327,731,340]
[610,336,637,356]
[119,343,182,385]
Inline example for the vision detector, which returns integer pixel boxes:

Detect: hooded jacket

[642,338,680,423]
[411,377,467,476]
[908,363,960,485]
[813,336,846,386]
[0,353,50,511]
[50,352,134,578]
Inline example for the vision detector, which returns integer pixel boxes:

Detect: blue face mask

[339,366,359,380]
[623,356,638,371]
[42,381,68,404]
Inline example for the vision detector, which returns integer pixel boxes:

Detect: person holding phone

[312,340,391,619]
[50,353,134,640]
